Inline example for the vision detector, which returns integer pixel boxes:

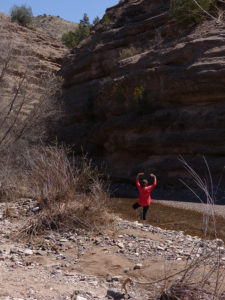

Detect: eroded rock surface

[0,13,66,129]
[59,0,225,201]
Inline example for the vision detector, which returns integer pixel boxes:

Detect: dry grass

[0,38,62,152]
[19,145,112,237]
[157,158,225,299]
[32,15,78,40]
[119,46,143,59]
[158,283,225,299]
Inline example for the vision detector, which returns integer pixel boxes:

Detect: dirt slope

[32,15,78,40]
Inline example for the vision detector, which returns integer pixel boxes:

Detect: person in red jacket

[133,172,157,222]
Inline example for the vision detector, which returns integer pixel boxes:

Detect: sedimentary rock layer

[60,0,225,201]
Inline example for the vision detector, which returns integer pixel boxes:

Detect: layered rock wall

[60,0,225,202]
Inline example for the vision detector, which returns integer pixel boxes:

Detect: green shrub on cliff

[134,86,150,114]
[100,13,110,24]
[61,31,77,48]
[62,13,91,48]
[10,4,33,27]
[133,86,161,114]
[170,0,216,24]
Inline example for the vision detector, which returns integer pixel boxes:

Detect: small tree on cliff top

[10,4,33,27]
[62,13,91,48]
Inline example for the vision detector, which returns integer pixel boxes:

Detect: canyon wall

[60,0,225,202]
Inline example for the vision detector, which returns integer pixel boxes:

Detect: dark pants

[133,202,149,220]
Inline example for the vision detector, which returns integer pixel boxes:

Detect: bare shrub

[0,39,62,209]
[0,69,62,150]
[155,157,225,299]
[19,145,111,237]
[0,35,63,151]
[159,283,220,299]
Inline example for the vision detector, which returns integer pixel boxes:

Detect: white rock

[157,246,165,251]
[59,238,68,243]
[117,242,124,249]
[218,247,225,254]
[24,249,33,256]
[134,263,142,270]
[76,296,87,300]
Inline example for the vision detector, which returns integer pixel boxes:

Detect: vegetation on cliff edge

[10,4,33,27]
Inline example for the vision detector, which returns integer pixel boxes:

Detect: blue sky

[0,0,119,23]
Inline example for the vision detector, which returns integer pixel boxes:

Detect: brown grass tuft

[159,283,219,299]
[19,145,112,237]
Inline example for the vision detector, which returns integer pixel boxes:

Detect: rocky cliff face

[0,13,66,146]
[60,0,225,202]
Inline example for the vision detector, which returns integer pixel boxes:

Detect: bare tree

[0,40,62,200]
[0,41,62,152]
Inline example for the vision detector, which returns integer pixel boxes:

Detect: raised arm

[136,172,144,188]
[148,173,157,191]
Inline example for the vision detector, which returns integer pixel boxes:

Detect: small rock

[157,246,165,251]
[10,248,19,254]
[134,263,142,270]
[36,250,45,256]
[117,242,124,249]
[32,206,40,213]
[218,247,225,254]
[128,293,136,299]
[50,269,61,275]
[106,274,112,282]
[60,238,68,243]
[24,249,33,256]
[111,275,122,281]
[215,239,224,247]
[106,288,125,299]
[76,296,87,300]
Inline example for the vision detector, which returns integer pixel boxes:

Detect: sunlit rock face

[0,12,66,136]
[59,0,225,202]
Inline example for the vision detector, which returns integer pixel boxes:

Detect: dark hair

[141,179,148,188]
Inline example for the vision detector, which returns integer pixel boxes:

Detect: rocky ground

[0,199,225,299]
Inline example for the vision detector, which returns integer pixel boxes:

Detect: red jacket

[136,177,157,206]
